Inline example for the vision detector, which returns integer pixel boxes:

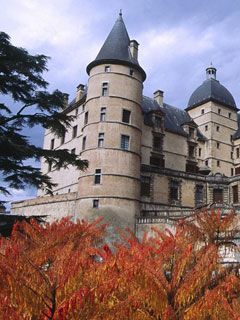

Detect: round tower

[76,13,146,230]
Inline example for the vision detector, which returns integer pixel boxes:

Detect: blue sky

[1,0,240,207]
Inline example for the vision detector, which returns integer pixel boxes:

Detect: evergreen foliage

[0,32,87,199]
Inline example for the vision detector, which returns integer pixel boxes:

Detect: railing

[137,208,194,225]
[137,203,240,225]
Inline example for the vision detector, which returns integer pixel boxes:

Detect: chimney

[63,93,69,109]
[130,40,139,60]
[76,84,85,102]
[154,90,164,106]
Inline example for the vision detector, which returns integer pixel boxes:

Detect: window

[189,127,194,139]
[236,167,240,175]
[94,169,101,184]
[205,160,208,166]
[201,109,204,115]
[188,145,195,158]
[153,135,162,152]
[231,168,234,176]
[196,185,204,205]
[198,148,202,157]
[150,156,165,167]
[170,180,179,201]
[237,148,239,158]
[213,188,223,203]
[205,125,208,131]
[82,105,85,112]
[105,66,110,72]
[98,133,104,148]
[75,108,79,116]
[218,108,221,115]
[84,111,88,125]
[229,112,231,119]
[216,125,219,132]
[121,135,129,150]
[217,142,220,149]
[231,152,234,159]
[100,107,106,121]
[71,148,76,154]
[232,185,238,203]
[217,160,220,167]
[141,176,151,197]
[82,136,86,150]
[122,109,131,123]
[186,162,198,173]
[129,69,134,76]
[154,116,162,128]
[72,125,78,138]
[230,135,233,142]
[50,139,54,150]
[48,161,52,172]
[102,82,108,96]
[60,131,65,145]
[93,199,99,208]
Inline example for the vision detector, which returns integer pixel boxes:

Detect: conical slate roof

[186,78,237,111]
[87,13,146,81]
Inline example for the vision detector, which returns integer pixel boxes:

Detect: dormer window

[189,127,194,139]
[105,66,110,72]
[154,116,162,128]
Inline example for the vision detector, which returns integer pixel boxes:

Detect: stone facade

[12,14,240,232]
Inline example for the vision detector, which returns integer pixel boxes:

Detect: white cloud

[2,1,240,205]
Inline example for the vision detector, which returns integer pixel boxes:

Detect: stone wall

[11,192,77,222]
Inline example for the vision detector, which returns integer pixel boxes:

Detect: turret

[76,13,146,230]
[206,63,217,80]
[186,65,238,177]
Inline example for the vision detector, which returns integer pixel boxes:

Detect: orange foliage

[0,210,239,319]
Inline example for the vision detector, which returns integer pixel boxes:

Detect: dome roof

[186,66,237,110]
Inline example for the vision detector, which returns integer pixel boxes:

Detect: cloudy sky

[1,0,240,207]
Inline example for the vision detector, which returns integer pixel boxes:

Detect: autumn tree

[0,210,239,319]
[0,217,106,319]
[0,32,87,201]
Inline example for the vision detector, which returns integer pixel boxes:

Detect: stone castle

[12,13,240,234]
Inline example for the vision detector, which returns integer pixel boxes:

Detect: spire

[86,13,146,81]
[206,63,217,80]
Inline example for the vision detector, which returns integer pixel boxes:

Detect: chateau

[12,13,240,234]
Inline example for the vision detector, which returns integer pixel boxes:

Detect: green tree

[0,32,87,200]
